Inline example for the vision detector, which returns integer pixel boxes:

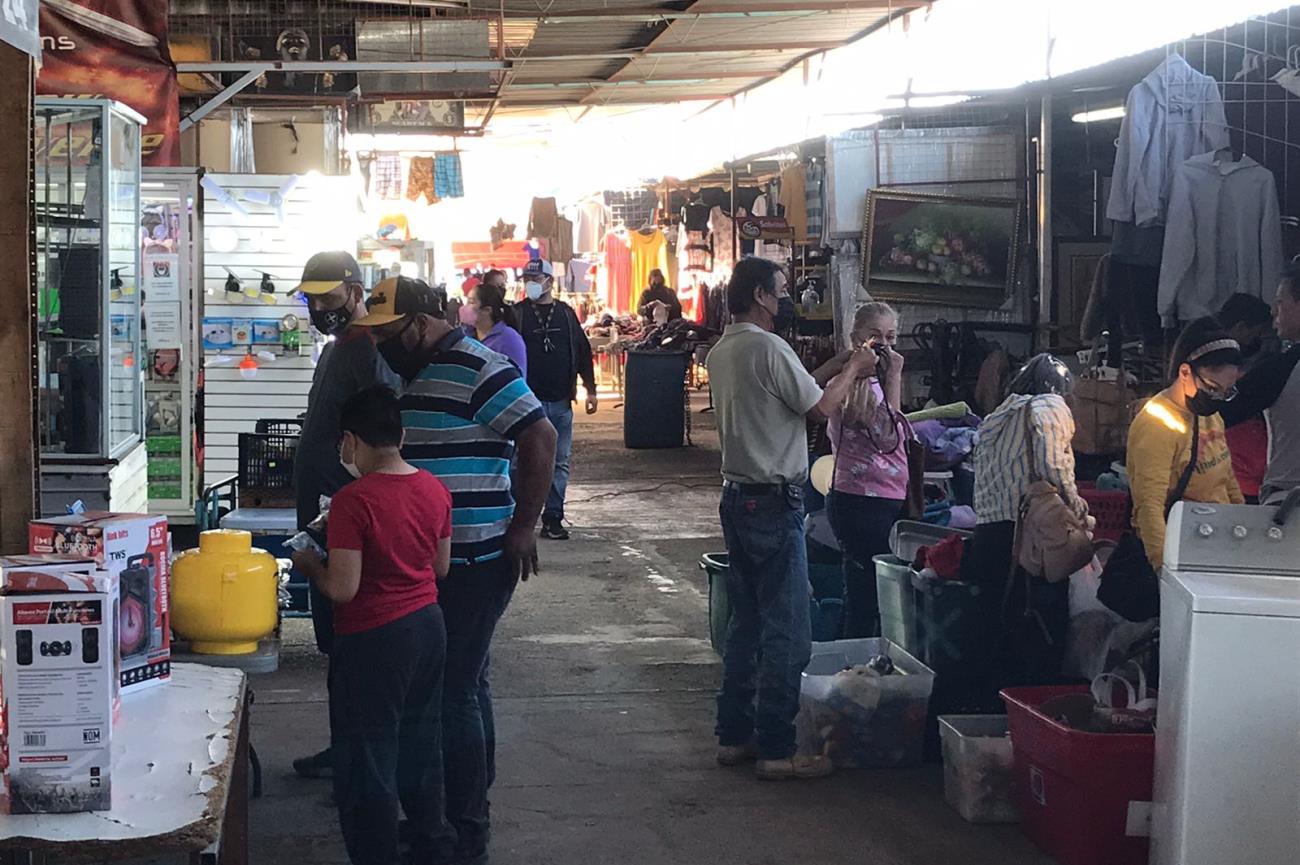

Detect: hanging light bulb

[259,272,276,305]
[122,353,135,368]
[238,352,259,379]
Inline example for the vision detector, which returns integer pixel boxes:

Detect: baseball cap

[522,259,554,280]
[354,276,444,327]
[295,251,362,296]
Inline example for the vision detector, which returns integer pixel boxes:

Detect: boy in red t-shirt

[292,385,455,865]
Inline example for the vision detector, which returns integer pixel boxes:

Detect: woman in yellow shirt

[1126,318,1245,570]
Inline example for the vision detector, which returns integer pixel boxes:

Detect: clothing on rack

[676,222,712,288]
[373,154,403,200]
[805,162,825,246]
[601,231,633,314]
[778,164,808,242]
[1157,152,1283,324]
[528,197,559,239]
[709,206,737,279]
[1107,53,1230,229]
[574,200,609,255]
[567,258,594,294]
[682,201,712,232]
[550,216,574,265]
[406,156,438,205]
[433,153,464,199]
[628,228,670,313]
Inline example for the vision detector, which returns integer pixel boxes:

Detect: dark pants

[962,521,1069,693]
[826,492,903,639]
[439,557,519,855]
[541,400,574,524]
[716,485,811,761]
[330,605,453,865]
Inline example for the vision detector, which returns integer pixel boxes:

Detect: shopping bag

[1090,662,1157,733]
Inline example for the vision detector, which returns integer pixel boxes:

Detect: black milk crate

[238,431,300,508]
[255,418,304,436]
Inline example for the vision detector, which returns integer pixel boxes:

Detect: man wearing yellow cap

[291,250,401,780]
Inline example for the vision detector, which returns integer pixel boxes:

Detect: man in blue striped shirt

[356,276,556,863]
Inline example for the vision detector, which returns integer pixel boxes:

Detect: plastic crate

[1078,482,1131,543]
[874,555,921,657]
[1001,686,1155,865]
[256,418,305,436]
[939,715,1019,824]
[238,432,300,508]
[917,578,985,672]
[796,637,935,768]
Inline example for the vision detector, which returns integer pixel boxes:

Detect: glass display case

[35,98,145,461]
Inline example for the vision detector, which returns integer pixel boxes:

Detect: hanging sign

[0,0,39,59]
[36,0,180,166]
[738,216,794,240]
[144,303,181,350]
[143,253,180,303]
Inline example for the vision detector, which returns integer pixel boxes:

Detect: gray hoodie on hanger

[1157,152,1283,325]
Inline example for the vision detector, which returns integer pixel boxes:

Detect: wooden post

[0,43,37,549]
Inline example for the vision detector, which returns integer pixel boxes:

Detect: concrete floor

[233,393,1052,865]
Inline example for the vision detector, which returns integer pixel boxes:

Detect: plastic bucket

[874,555,921,657]
[701,553,730,656]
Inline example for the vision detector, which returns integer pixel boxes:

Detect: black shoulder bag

[1097,417,1199,622]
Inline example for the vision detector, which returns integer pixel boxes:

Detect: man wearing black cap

[517,259,597,541]
[355,276,557,864]
[291,251,401,780]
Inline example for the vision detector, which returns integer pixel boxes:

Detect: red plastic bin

[1078,482,1131,542]
[1001,686,1154,865]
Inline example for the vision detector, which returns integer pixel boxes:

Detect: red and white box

[29,513,171,692]
[0,592,115,813]
[0,555,105,593]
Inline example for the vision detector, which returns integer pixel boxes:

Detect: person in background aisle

[291,251,402,781]
[291,386,455,865]
[812,302,908,639]
[963,354,1090,690]
[461,269,527,375]
[355,277,556,865]
[637,268,682,324]
[1216,293,1275,502]
[517,259,598,541]
[707,257,877,781]
[460,268,481,296]
[1221,263,1300,505]
[1128,318,1244,571]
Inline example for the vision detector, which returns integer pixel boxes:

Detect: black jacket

[638,284,683,322]
[518,299,596,401]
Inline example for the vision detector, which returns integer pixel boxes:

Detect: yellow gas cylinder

[172,530,278,655]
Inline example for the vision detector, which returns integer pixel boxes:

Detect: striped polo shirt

[971,393,1087,525]
[399,330,545,564]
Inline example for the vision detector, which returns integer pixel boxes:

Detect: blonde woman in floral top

[814,303,909,638]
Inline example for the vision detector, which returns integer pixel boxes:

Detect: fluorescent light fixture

[1072,106,1126,124]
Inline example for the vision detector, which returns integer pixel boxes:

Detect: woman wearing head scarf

[963,353,1091,690]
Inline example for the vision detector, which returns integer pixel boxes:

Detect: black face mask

[1186,389,1228,417]
[309,292,356,337]
[377,318,427,381]
[767,295,797,332]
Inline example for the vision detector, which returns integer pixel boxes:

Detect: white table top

[0,663,246,853]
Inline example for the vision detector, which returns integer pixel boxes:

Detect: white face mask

[525,281,546,301]
[340,437,362,479]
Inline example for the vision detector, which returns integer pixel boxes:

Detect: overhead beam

[176,61,507,73]
[644,40,842,54]
[535,3,924,22]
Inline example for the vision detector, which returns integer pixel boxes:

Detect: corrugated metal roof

[520,20,664,56]
[510,58,629,83]
[609,50,801,81]
[649,10,888,51]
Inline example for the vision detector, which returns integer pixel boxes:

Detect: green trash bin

[701,552,730,656]
[874,554,921,658]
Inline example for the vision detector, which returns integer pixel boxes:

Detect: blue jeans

[330,605,454,865]
[438,557,519,856]
[716,485,812,760]
[541,400,574,523]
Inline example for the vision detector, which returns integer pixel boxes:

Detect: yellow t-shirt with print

[1126,394,1243,570]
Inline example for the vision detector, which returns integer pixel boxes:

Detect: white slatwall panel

[201,174,359,489]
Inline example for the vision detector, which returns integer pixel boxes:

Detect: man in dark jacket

[638,268,682,323]
[518,260,597,540]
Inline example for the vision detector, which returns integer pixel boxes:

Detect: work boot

[292,747,333,779]
[716,741,759,767]
[755,754,834,781]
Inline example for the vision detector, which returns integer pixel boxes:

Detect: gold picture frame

[859,189,1022,308]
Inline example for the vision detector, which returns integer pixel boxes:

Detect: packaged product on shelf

[29,512,171,692]
[0,582,115,813]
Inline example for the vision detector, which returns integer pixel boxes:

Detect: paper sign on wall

[145,304,182,350]
[143,254,181,303]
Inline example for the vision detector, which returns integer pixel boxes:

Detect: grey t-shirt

[706,322,823,485]
[1219,343,1300,502]
[293,328,401,528]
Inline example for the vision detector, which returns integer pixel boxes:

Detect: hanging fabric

[709,206,736,281]
[805,161,825,246]
[601,231,633,313]
[406,156,439,205]
[433,152,464,198]
[778,163,809,242]
[628,228,670,313]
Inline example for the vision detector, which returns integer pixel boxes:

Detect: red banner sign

[35,1,179,166]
